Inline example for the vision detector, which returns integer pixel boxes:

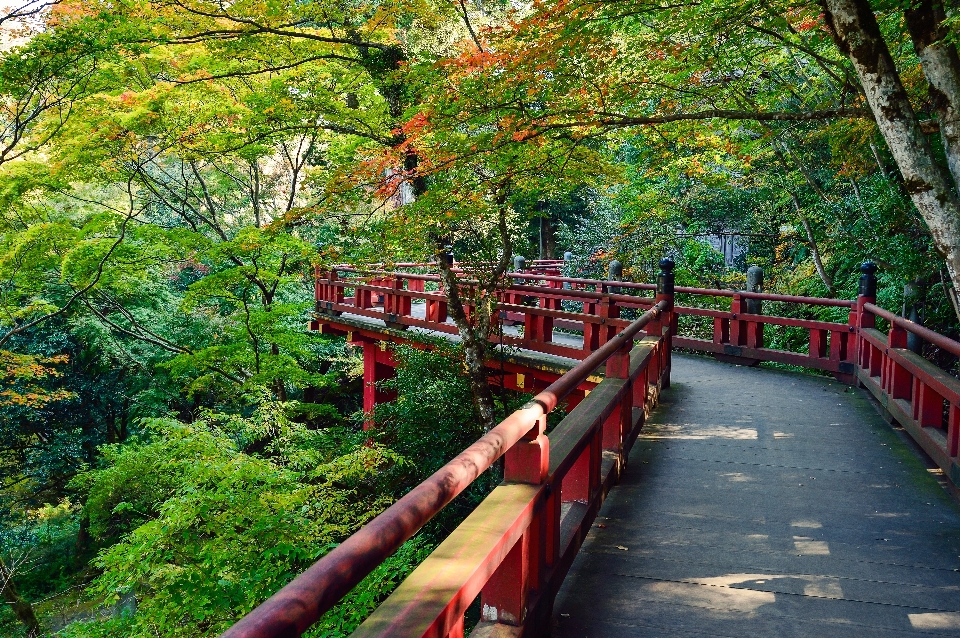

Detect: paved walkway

[553,354,960,637]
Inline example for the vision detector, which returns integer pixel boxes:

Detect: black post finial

[859,261,877,298]
[608,260,623,295]
[746,265,764,315]
[657,257,675,296]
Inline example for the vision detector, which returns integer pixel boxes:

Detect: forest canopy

[1,0,960,635]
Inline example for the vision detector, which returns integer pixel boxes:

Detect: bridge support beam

[357,337,396,429]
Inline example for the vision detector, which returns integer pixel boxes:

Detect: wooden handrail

[301,261,960,637]
[222,302,667,638]
[863,302,960,358]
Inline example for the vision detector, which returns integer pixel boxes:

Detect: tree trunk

[432,193,513,432]
[436,258,499,430]
[1,557,40,638]
[539,215,556,259]
[904,0,960,188]
[823,0,960,314]
[74,513,91,568]
[788,190,835,295]
[801,215,836,297]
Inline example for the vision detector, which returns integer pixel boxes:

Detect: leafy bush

[65,400,409,637]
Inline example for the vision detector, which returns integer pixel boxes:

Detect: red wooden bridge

[222,260,960,637]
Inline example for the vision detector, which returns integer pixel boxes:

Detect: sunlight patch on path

[642,423,758,439]
[908,613,960,630]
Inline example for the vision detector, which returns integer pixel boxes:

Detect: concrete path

[553,354,960,637]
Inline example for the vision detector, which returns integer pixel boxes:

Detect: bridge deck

[552,354,960,637]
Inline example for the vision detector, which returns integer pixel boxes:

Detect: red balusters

[730,293,744,346]
[885,324,910,399]
[489,413,548,628]
[426,296,448,323]
[948,404,960,458]
[481,531,532,626]
[809,329,828,360]
[602,338,632,455]
[915,382,943,428]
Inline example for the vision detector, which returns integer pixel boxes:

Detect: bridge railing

[857,298,960,485]
[230,258,960,638]
[315,265,859,374]
[315,266,658,360]
[670,287,858,377]
[224,273,676,637]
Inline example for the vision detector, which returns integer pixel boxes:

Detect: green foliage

[370,342,511,537]
[306,536,432,637]
[67,400,408,637]
[0,501,81,594]
[3,0,960,634]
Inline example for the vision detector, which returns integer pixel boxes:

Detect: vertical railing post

[903,279,924,354]
[486,411,547,628]
[886,320,910,399]
[384,276,410,329]
[730,293,744,346]
[595,292,619,347]
[608,259,622,295]
[313,266,327,312]
[315,268,344,317]
[430,250,454,325]
[745,265,764,349]
[563,251,573,290]
[655,258,675,389]
[602,337,632,459]
[856,262,878,376]
[601,259,624,352]
[329,269,344,306]
[512,254,526,310]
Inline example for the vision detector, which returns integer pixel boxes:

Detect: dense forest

[2,0,960,635]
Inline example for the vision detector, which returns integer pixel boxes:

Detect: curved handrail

[675,286,855,307]
[327,266,855,308]
[222,302,667,638]
[863,302,960,358]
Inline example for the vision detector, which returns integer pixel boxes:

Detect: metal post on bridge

[745,265,763,314]
[745,265,764,349]
[856,262,878,376]
[512,255,527,311]
[903,279,925,354]
[655,258,675,389]
[607,260,622,295]
[857,262,878,328]
[563,251,573,290]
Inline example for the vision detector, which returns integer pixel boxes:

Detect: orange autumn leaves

[1,351,74,408]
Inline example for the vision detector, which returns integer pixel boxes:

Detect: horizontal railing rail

[864,303,960,357]
[857,301,960,485]
[315,267,658,360]
[224,300,671,638]
[225,258,960,638]
[316,266,858,372]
